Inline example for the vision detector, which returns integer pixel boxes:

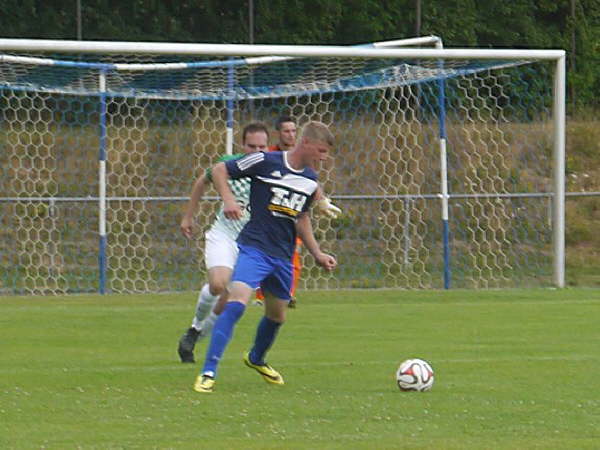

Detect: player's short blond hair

[298,121,334,147]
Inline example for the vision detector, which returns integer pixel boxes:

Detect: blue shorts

[232,244,293,300]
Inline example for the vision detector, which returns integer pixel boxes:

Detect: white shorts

[204,227,239,270]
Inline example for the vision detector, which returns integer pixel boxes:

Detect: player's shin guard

[201,301,246,377]
[249,316,282,365]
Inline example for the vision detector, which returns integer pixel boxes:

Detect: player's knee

[265,309,286,324]
[208,280,227,296]
[267,315,285,325]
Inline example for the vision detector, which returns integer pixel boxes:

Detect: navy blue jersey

[225,151,318,260]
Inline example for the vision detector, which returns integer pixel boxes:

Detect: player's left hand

[315,252,337,271]
[315,196,342,219]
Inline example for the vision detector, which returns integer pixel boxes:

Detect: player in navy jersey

[255,116,341,308]
[177,123,269,363]
[194,121,337,393]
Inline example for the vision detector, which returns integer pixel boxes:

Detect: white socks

[199,311,218,336]
[191,284,218,330]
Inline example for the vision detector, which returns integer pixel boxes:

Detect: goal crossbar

[0,38,563,61]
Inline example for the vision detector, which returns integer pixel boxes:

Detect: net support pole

[225,61,234,155]
[552,55,566,287]
[437,42,451,289]
[98,69,108,294]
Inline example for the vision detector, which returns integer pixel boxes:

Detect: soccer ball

[396,358,434,392]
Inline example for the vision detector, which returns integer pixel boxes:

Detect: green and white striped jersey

[206,153,251,240]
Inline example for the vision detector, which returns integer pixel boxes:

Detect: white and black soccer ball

[396,358,434,392]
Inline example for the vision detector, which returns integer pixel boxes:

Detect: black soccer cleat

[178,327,201,363]
[288,297,297,309]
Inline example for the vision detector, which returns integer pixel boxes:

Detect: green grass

[1,289,600,449]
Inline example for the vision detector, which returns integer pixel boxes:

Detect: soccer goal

[0,38,565,294]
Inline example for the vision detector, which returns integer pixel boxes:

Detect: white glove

[315,196,342,219]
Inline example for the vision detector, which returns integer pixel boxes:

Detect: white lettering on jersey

[270,187,288,206]
[269,187,308,217]
[282,192,307,211]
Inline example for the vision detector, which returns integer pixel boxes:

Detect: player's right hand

[223,200,243,220]
[180,216,194,239]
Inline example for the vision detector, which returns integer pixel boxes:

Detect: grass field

[1,289,599,449]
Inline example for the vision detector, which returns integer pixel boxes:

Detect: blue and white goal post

[0,37,565,295]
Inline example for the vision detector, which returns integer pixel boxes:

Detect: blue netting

[1,53,528,100]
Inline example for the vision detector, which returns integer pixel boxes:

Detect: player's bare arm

[180,173,209,239]
[211,162,242,220]
[295,212,337,271]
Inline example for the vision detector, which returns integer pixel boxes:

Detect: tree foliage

[0,0,598,106]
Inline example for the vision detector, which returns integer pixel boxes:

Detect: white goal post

[0,38,565,294]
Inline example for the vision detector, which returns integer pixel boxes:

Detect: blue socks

[201,301,246,377]
[249,316,282,365]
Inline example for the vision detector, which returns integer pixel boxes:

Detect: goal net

[0,40,565,294]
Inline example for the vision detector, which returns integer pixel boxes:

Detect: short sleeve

[225,152,266,179]
[206,153,244,181]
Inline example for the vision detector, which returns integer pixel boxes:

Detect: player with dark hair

[177,122,269,363]
[194,121,337,393]
[271,115,297,151]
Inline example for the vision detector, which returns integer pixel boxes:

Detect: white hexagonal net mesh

[0,50,556,294]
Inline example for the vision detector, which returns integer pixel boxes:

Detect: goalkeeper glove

[315,196,342,219]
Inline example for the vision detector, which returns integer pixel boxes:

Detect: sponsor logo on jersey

[268,187,308,218]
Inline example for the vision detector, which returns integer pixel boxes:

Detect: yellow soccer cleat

[243,352,284,385]
[193,374,215,393]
